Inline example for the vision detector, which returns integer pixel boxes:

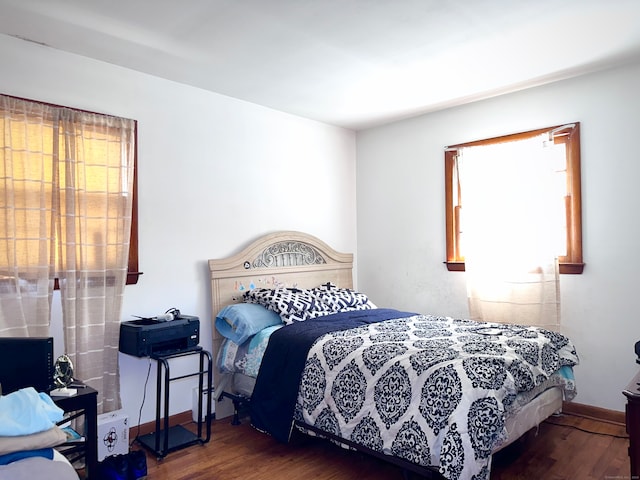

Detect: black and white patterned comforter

[251,309,579,480]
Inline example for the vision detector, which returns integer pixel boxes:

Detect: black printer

[119,315,200,357]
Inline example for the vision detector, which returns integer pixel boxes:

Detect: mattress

[219,340,566,454]
[228,372,562,442]
[232,372,256,397]
[494,386,562,452]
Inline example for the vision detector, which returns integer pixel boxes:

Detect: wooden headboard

[208,231,354,414]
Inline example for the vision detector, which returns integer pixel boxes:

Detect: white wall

[356,59,640,413]
[0,34,357,425]
[3,30,637,422]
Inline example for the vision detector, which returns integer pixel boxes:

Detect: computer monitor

[0,337,55,395]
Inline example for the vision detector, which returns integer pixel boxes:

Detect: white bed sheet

[494,386,562,452]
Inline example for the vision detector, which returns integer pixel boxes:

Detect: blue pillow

[215,303,283,344]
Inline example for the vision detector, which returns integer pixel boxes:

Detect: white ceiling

[1,0,640,130]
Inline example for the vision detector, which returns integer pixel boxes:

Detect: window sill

[445,262,585,274]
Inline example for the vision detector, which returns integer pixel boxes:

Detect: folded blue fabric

[0,448,54,465]
[216,303,283,345]
[0,388,64,436]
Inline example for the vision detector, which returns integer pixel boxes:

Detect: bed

[208,231,579,480]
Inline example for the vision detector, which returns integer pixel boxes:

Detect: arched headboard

[208,231,354,415]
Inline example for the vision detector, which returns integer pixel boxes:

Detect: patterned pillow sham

[310,282,377,311]
[243,288,332,325]
[243,284,376,325]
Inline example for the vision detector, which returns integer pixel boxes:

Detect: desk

[52,384,98,480]
[136,348,212,459]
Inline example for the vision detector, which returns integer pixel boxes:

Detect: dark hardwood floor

[131,413,629,480]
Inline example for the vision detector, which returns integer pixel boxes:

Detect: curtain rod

[444,123,577,151]
[549,123,576,138]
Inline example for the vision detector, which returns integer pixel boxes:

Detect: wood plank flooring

[131,413,629,480]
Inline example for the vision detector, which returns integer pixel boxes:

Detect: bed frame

[208,231,564,479]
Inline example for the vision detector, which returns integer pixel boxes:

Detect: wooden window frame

[126,132,141,285]
[444,122,584,274]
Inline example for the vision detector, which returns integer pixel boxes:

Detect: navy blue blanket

[250,308,417,443]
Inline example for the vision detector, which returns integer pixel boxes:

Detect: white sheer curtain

[0,95,135,413]
[0,97,55,337]
[56,109,135,413]
[459,136,562,330]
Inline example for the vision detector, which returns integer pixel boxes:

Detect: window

[0,95,140,285]
[444,123,583,274]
